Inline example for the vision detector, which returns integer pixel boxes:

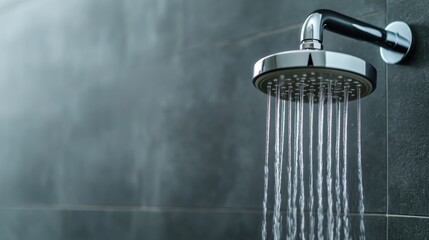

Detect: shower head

[252,9,413,102]
[253,49,376,102]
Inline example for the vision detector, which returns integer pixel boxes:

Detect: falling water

[357,87,366,240]
[334,101,342,240]
[273,87,282,240]
[286,89,293,238]
[298,84,306,240]
[260,78,365,240]
[317,83,325,240]
[280,95,286,183]
[308,92,315,240]
[261,86,271,240]
[342,86,351,239]
[326,83,334,239]
[291,100,300,239]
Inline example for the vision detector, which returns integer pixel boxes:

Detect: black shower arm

[300,9,410,54]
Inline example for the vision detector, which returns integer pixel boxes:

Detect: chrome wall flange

[380,21,413,64]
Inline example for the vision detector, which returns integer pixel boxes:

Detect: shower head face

[253,50,377,102]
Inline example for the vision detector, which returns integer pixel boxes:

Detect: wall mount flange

[380,21,413,64]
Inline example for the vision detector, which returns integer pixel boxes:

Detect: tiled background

[0,0,426,239]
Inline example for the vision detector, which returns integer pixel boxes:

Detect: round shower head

[253,50,376,102]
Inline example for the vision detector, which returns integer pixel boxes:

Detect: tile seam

[385,0,389,239]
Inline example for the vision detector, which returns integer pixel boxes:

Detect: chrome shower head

[253,50,376,102]
[253,9,413,102]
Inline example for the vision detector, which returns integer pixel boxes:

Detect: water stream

[292,99,299,239]
[272,86,282,240]
[261,85,271,240]
[317,83,325,240]
[335,100,342,240]
[308,92,315,240]
[298,84,305,240]
[342,86,350,240]
[357,87,366,240]
[326,82,334,240]
[286,89,293,239]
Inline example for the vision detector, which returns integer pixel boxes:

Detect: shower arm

[300,9,413,64]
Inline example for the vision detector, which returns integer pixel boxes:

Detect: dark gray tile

[123,0,186,59]
[350,215,386,240]
[387,0,429,216]
[388,217,429,240]
[0,1,77,204]
[63,210,133,240]
[0,209,62,240]
[58,72,145,205]
[0,0,127,74]
[0,0,145,205]
[0,104,63,204]
[131,211,262,240]
[182,0,385,50]
[0,0,29,12]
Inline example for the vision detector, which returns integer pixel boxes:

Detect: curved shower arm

[300,9,411,56]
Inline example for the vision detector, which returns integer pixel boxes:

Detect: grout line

[387,214,429,219]
[350,212,386,217]
[385,1,389,239]
[0,204,264,214]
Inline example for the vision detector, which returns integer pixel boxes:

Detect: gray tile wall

[0,0,426,239]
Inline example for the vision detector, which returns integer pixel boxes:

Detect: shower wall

[0,0,426,239]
